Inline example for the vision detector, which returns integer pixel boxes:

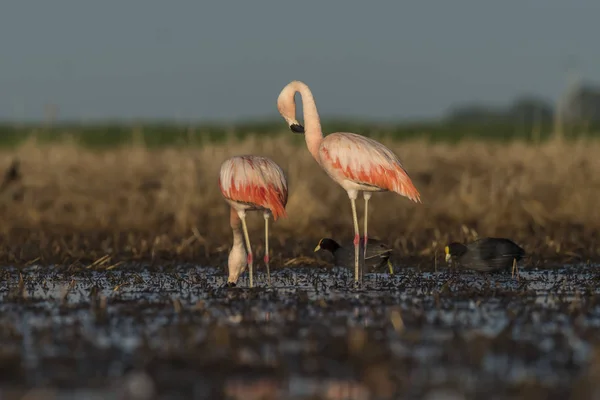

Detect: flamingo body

[219,155,288,220]
[277,80,421,284]
[219,155,288,287]
[318,132,420,202]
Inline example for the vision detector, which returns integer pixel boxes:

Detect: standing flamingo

[277,80,421,283]
[219,155,288,287]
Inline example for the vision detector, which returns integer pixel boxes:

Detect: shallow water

[1,264,600,399]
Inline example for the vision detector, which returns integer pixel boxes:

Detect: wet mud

[1,264,600,399]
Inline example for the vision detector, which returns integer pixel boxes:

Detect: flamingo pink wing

[319,133,421,203]
[219,156,288,220]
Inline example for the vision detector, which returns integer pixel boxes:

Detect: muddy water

[1,264,599,399]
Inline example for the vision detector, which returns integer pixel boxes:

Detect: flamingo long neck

[230,208,244,249]
[294,82,324,163]
[227,207,247,284]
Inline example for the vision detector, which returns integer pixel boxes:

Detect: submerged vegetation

[1,265,600,398]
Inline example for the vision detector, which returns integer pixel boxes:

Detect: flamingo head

[227,241,247,285]
[277,83,305,134]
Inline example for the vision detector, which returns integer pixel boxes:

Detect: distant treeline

[446,82,600,126]
[0,84,598,148]
[0,119,597,148]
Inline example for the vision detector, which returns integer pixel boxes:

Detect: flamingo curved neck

[227,208,247,284]
[292,82,324,163]
[230,209,244,247]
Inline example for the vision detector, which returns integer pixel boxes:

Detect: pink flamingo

[219,155,288,287]
[277,80,421,283]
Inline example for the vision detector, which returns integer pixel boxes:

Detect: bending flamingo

[219,155,288,287]
[277,80,421,283]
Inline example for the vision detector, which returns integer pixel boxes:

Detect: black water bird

[445,237,525,273]
[314,237,394,274]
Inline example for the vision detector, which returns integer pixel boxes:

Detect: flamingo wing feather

[319,133,421,203]
[219,156,288,220]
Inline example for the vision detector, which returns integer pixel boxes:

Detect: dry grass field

[0,134,599,269]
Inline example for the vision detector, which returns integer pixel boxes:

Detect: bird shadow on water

[0,264,600,399]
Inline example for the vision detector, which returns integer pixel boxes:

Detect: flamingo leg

[238,211,254,288]
[349,191,360,284]
[363,192,371,277]
[263,212,271,286]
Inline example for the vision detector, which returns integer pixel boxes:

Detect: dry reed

[0,134,599,269]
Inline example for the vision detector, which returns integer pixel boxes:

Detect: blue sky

[1,1,598,122]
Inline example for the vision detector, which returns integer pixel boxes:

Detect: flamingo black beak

[290,123,305,134]
[226,282,237,288]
